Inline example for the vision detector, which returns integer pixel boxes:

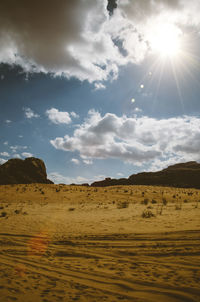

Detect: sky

[1,0,200,184]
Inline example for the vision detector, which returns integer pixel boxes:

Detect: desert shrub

[1,211,7,217]
[56,188,60,192]
[141,191,145,197]
[184,199,188,203]
[151,199,157,204]
[142,209,155,218]
[0,206,4,210]
[116,201,130,209]
[162,198,168,206]
[14,209,21,214]
[141,198,149,205]
[124,190,128,193]
[68,207,75,211]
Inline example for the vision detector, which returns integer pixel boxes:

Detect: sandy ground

[0,184,200,302]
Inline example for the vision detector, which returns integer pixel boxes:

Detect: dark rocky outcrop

[0,157,53,185]
[91,161,200,189]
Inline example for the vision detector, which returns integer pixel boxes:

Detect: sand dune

[0,184,200,301]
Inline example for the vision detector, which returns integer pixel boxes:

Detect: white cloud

[0,158,7,164]
[70,112,79,119]
[13,154,21,159]
[94,82,106,90]
[71,158,80,165]
[10,145,28,152]
[0,152,9,157]
[24,107,39,119]
[46,108,72,125]
[83,159,93,165]
[3,141,8,145]
[21,152,33,158]
[50,110,200,167]
[5,119,11,123]
[48,171,106,184]
[48,172,89,185]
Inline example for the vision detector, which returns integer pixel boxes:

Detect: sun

[149,24,182,58]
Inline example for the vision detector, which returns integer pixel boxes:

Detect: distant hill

[91,161,200,189]
[0,157,53,185]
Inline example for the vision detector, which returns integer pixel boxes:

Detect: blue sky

[1,0,200,184]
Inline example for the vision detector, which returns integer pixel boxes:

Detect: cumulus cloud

[50,110,200,167]
[0,152,9,157]
[48,171,106,184]
[5,119,11,124]
[13,154,21,159]
[0,158,7,164]
[24,107,39,119]
[71,158,80,165]
[70,112,79,119]
[46,108,72,125]
[10,145,28,153]
[83,159,93,165]
[94,82,106,90]
[21,152,33,158]
[48,172,88,185]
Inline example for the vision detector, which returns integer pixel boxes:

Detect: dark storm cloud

[0,0,122,82]
[107,0,117,16]
[0,0,199,83]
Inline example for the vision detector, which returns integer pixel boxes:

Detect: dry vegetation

[0,184,200,301]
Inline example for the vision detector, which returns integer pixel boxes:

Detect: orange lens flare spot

[27,231,50,256]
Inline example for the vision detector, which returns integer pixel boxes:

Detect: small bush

[14,209,21,214]
[116,201,130,209]
[68,207,75,211]
[142,209,155,218]
[141,198,149,205]
[1,211,7,217]
[151,199,157,204]
[162,198,168,206]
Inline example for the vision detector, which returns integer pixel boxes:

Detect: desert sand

[0,184,200,301]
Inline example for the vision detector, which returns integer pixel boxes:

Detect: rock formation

[91,161,200,189]
[0,157,53,185]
